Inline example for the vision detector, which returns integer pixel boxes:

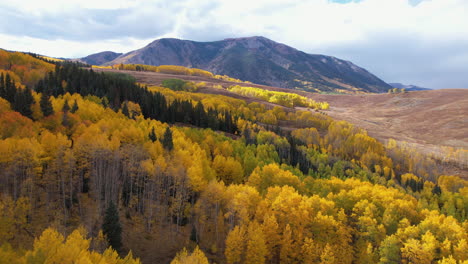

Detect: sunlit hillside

[0,51,467,264]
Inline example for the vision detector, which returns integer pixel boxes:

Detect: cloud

[0,0,467,88]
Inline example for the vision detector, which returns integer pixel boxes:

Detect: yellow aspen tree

[225,225,246,264]
[320,244,336,264]
[245,221,267,264]
[171,246,209,264]
[261,213,280,262]
[437,255,457,264]
[401,239,432,264]
[302,237,319,263]
[454,239,468,262]
[280,224,294,264]
[421,231,438,261]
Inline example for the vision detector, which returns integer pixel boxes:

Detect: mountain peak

[82,37,392,93]
[223,36,270,41]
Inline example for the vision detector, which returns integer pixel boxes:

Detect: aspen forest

[0,50,467,264]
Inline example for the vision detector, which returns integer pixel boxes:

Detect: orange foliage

[0,50,54,87]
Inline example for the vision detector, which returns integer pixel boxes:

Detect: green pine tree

[13,87,35,119]
[149,127,157,142]
[70,100,79,113]
[62,99,70,112]
[102,201,122,252]
[40,92,54,117]
[122,101,130,118]
[162,126,174,151]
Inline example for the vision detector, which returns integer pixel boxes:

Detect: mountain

[83,37,391,93]
[389,83,431,91]
[80,51,122,66]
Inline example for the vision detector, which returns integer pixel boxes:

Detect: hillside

[0,50,467,264]
[80,51,122,66]
[94,68,468,177]
[82,36,392,93]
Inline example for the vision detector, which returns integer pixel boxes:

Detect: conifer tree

[4,74,17,103]
[62,99,70,112]
[12,87,34,118]
[0,73,5,99]
[40,92,54,117]
[102,201,122,252]
[163,126,174,151]
[70,99,79,113]
[122,101,130,118]
[149,127,157,142]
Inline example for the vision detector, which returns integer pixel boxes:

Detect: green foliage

[162,78,187,91]
[13,87,35,119]
[161,78,200,92]
[70,100,78,113]
[122,101,130,118]
[62,99,70,112]
[163,126,174,151]
[149,127,157,142]
[103,71,137,82]
[102,201,122,252]
[40,92,54,117]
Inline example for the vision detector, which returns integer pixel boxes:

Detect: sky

[1,0,467,89]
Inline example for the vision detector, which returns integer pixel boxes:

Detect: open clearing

[95,69,468,177]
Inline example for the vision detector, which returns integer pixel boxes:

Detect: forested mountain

[81,37,392,93]
[0,50,467,264]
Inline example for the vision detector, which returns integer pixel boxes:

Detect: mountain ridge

[81,36,392,93]
[389,82,431,91]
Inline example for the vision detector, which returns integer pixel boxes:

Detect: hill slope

[80,51,122,66]
[84,36,392,93]
[94,68,468,177]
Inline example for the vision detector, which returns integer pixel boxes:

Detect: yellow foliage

[170,246,209,264]
[228,85,329,109]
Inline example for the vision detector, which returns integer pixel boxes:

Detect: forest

[0,51,467,264]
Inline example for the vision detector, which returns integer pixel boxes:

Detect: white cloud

[0,0,467,88]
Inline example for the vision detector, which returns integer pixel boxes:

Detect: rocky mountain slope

[82,37,392,93]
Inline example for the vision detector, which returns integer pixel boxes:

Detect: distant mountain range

[80,51,122,66]
[389,83,431,91]
[80,36,392,93]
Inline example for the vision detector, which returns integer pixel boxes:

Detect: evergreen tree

[4,74,17,103]
[0,73,5,99]
[102,201,122,252]
[62,99,70,112]
[149,127,157,142]
[122,101,130,118]
[432,185,442,195]
[40,92,54,117]
[102,96,109,108]
[13,87,35,118]
[70,99,79,113]
[163,127,174,151]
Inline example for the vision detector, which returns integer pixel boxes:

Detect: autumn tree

[170,246,209,264]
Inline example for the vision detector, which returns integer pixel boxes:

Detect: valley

[96,68,468,177]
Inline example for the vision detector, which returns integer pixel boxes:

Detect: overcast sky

[1,0,467,89]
